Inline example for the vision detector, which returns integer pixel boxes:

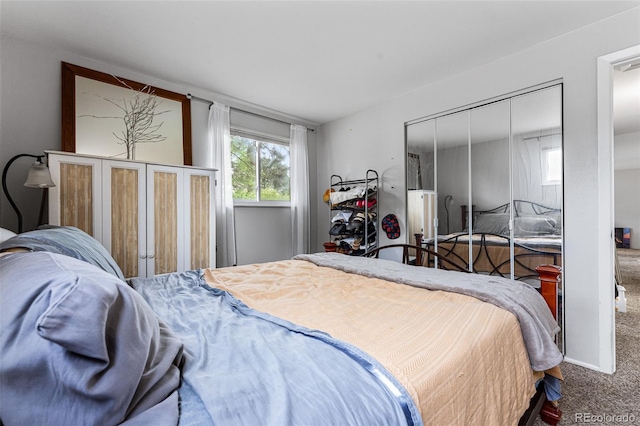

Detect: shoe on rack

[355,198,377,209]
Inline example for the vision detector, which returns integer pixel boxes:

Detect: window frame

[230,126,291,206]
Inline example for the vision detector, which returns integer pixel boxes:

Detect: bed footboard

[535,264,561,320]
[540,400,562,426]
[517,386,561,426]
[535,264,563,425]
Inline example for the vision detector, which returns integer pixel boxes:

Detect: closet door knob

[148,254,155,259]
[140,254,147,259]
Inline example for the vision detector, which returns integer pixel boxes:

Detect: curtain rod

[523,133,562,141]
[186,93,315,132]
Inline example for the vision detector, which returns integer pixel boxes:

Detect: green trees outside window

[230,134,290,202]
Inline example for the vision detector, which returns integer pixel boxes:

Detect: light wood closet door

[184,169,216,269]
[147,164,184,276]
[48,152,217,278]
[48,154,102,240]
[102,160,146,279]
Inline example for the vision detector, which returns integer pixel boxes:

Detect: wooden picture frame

[61,62,192,165]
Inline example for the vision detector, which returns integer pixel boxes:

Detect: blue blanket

[130,270,422,426]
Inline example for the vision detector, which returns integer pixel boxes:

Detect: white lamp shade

[23,162,56,188]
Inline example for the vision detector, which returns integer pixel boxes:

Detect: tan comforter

[204,259,545,425]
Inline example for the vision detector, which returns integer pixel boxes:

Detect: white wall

[0,35,62,233]
[317,9,640,371]
[0,34,318,265]
[235,206,293,264]
[614,131,640,170]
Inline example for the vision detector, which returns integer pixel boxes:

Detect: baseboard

[563,357,613,374]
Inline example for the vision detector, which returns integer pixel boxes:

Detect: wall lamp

[2,154,56,233]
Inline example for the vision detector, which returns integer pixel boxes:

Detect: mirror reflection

[406,84,563,287]
[406,119,435,243]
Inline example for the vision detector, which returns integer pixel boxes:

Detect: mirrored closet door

[406,84,564,347]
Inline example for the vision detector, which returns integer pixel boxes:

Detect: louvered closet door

[48,153,102,240]
[102,160,146,279]
[184,168,216,269]
[147,164,185,275]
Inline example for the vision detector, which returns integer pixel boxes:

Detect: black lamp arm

[2,154,44,234]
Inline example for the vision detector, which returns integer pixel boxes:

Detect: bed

[416,200,562,282]
[0,226,563,425]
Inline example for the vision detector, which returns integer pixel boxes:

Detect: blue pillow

[0,225,124,280]
[0,252,183,425]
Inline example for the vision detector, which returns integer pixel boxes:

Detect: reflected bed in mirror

[419,200,562,282]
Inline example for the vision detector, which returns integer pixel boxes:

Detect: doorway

[597,45,640,374]
[613,60,640,251]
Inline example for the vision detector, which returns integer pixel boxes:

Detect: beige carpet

[535,248,640,425]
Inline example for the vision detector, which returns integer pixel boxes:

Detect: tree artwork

[79,77,170,160]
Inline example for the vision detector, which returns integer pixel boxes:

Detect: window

[230,132,290,203]
[542,147,562,185]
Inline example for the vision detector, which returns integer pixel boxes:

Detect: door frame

[596,44,640,374]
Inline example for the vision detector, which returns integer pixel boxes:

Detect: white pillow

[0,228,17,244]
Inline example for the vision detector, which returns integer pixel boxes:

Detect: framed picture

[61,62,192,166]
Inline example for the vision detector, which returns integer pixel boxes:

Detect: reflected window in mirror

[542,147,562,185]
[407,153,423,190]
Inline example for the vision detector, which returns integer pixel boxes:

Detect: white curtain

[207,102,237,266]
[289,124,310,255]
